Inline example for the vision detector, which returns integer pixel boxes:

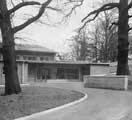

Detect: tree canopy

[82,0,132,75]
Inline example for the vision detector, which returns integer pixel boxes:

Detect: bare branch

[8,1,41,15]
[65,0,84,17]
[108,21,118,30]
[10,0,15,19]
[78,22,88,33]
[127,1,132,9]
[46,6,62,12]
[128,15,132,18]
[82,3,119,23]
[10,0,15,7]
[12,0,52,33]
[128,27,132,32]
[112,22,118,26]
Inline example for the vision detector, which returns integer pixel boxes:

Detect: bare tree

[0,0,83,95]
[69,29,92,61]
[93,10,118,62]
[69,10,118,62]
[70,9,118,62]
[82,0,132,75]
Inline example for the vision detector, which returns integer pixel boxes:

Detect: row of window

[17,55,53,61]
[36,68,79,79]
[57,68,79,79]
[0,55,53,61]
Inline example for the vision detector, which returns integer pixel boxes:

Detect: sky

[14,0,97,53]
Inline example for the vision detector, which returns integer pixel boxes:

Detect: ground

[1,82,132,120]
[0,85,84,120]
[29,82,132,120]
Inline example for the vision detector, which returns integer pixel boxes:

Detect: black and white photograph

[0,0,132,120]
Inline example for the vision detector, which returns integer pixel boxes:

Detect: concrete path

[25,82,132,120]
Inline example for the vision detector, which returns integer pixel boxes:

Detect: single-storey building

[0,44,110,84]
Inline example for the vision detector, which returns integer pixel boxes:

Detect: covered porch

[28,62,85,82]
[27,61,110,83]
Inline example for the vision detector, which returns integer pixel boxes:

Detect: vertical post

[25,63,28,83]
[22,62,25,84]
[79,67,83,81]
[35,64,38,82]
[124,76,128,90]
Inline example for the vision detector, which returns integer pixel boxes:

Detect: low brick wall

[84,75,129,90]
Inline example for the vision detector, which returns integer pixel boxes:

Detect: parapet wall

[84,75,130,90]
[90,64,110,76]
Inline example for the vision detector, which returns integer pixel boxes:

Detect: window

[45,56,49,61]
[40,56,50,61]
[37,68,50,79]
[40,57,44,61]
[57,68,79,79]
[23,56,28,60]
[16,55,20,60]
[28,56,37,60]
[65,69,79,79]
[57,68,65,79]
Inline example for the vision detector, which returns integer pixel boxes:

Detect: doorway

[37,68,50,82]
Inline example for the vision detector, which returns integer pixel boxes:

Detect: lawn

[0,86,84,120]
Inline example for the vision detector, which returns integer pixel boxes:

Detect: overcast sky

[15,0,98,53]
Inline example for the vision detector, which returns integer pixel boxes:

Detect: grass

[0,86,84,120]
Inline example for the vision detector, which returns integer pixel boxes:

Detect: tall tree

[93,11,118,62]
[0,0,83,95]
[0,0,52,95]
[82,0,132,75]
[69,29,92,61]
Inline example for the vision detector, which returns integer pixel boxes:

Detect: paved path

[27,82,132,120]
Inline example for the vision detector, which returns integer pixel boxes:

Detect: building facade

[0,44,110,84]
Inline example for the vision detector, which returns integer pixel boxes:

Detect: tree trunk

[0,0,21,95]
[117,0,130,75]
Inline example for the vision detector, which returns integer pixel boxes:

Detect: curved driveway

[27,82,132,120]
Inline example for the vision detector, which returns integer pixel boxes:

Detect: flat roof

[26,60,110,66]
[0,59,110,66]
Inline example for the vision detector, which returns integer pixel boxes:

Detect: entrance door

[37,68,50,81]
